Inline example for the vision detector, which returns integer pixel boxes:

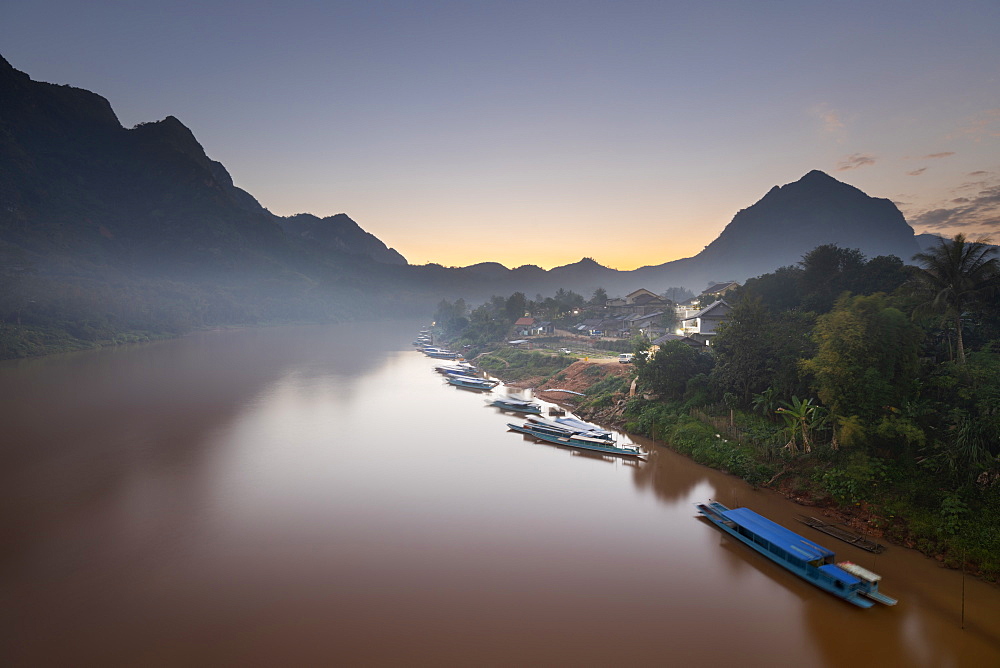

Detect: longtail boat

[697,501,896,608]
[490,397,543,414]
[506,421,645,459]
[446,375,498,391]
[796,515,886,554]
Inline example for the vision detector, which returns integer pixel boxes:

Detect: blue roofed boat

[489,397,543,414]
[696,501,897,608]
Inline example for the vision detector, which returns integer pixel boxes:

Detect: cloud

[952,108,1000,141]
[821,111,844,132]
[812,104,845,134]
[908,181,1000,231]
[907,168,928,176]
[921,152,955,159]
[835,153,876,171]
[968,170,990,176]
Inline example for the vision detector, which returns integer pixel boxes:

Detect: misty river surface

[1,323,999,667]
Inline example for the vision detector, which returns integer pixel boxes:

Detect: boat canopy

[555,417,611,436]
[722,507,835,561]
[838,561,881,583]
[497,398,535,406]
[818,564,861,586]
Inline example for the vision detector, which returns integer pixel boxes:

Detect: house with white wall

[679,300,732,344]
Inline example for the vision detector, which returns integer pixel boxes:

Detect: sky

[3,1,999,270]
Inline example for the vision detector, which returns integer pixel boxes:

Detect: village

[507,282,740,352]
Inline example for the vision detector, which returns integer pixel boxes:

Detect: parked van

[618,353,634,364]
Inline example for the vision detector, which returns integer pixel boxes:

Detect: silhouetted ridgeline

[0,53,933,357]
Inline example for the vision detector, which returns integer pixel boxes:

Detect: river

[1,322,997,666]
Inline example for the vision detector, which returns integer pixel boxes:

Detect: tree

[590,287,608,307]
[635,340,714,400]
[710,296,773,405]
[739,265,804,313]
[799,244,865,312]
[854,255,909,296]
[504,292,528,322]
[711,296,815,404]
[434,298,469,336]
[801,294,922,447]
[911,234,999,364]
[661,286,694,303]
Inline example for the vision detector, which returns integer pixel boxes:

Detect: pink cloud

[835,153,876,171]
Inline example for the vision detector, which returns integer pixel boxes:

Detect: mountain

[0,54,404,278]
[692,169,919,277]
[279,213,407,266]
[472,170,923,297]
[0,52,931,337]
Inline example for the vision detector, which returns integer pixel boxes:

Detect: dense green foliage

[910,234,1000,364]
[624,399,777,486]
[624,238,1000,577]
[633,340,713,400]
[803,294,923,446]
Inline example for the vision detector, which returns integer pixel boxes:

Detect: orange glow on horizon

[398,240,707,272]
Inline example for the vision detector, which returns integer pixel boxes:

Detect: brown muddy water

[1,323,998,667]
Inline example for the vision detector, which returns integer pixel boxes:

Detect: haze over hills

[1,53,931,322]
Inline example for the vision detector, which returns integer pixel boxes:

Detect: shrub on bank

[579,372,631,409]
[477,347,574,382]
[624,398,774,486]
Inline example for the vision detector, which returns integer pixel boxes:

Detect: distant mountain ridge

[1,53,927,309]
[622,169,921,292]
[0,54,406,277]
[454,171,923,296]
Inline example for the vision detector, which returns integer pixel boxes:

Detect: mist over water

[1,323,998,666]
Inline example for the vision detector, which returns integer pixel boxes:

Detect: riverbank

[485,356,1000,581]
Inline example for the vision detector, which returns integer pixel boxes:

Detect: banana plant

[776,396,821,454]
[751,387,779,420]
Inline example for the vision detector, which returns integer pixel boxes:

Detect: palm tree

[912,234,999,364]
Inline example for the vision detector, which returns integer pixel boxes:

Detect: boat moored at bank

[506,420,645,459]
[523,416,615,442]
[490,397,542,414]
[435,362,478,376]
[423,348,464,360]
[447,375,499,391]
[696,501,897,608]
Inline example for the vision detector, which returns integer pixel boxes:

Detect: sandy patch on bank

[532,360,634,396]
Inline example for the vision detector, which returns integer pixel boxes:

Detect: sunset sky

[4,1,998,270]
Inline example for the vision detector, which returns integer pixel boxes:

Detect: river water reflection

[1,323,998,666]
